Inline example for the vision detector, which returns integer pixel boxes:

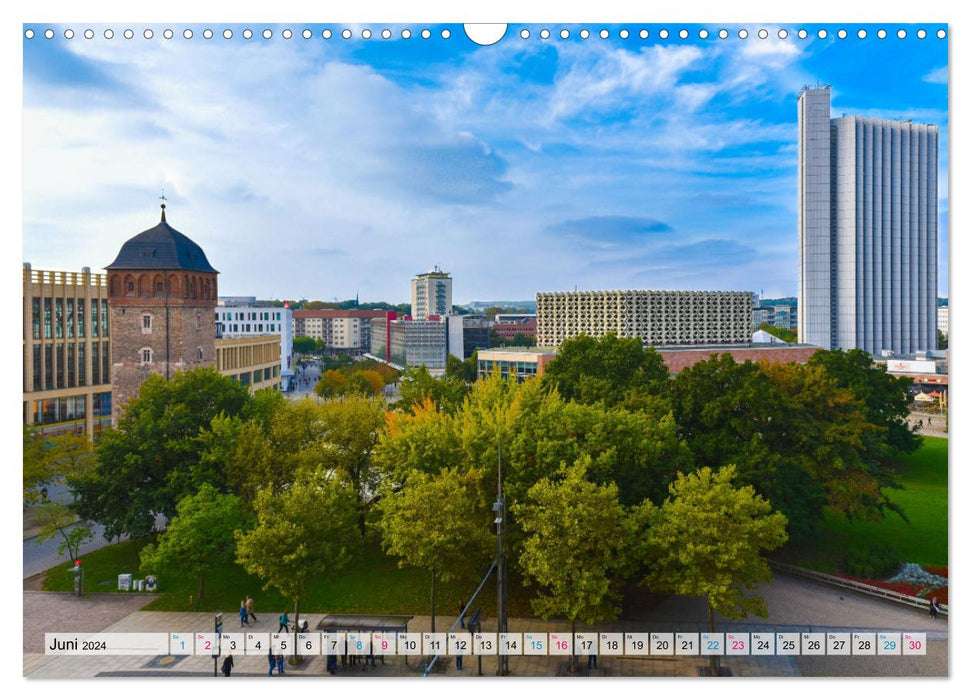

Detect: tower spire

[159,189,167,223]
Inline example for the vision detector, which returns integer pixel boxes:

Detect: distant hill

[467,300,537,313]
[758,297,797,307]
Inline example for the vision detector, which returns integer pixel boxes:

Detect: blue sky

[21,23,949,303]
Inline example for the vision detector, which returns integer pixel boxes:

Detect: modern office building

[753,303,798,333]
[477,348,558,382]
[22,265,113,437]
[411,266,452,320]
[798,85,939,355]
[216,300,293,390]
[372,317,447,369]
[446,314,490,360]
[938,305,948,339]
[536,290,753,348]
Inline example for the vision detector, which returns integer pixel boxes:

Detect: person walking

[278,610,290,633]
[239,600,249,627]
[245,596,257,624]
[221,654,234,677]
[930,597,941,618]
[588,653,598,670]
[268,648,276,675]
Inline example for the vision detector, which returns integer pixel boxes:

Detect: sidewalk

[24,574,948,678]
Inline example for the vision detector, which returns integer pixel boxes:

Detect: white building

[938,305,948,338]
[410,266,452,320]
[798,85,939,355]
[536,289,753,348]
[216,300,294,390]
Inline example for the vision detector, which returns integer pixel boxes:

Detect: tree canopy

[541,333,669,406]
[140,484,253,601]
[808,348,921,457]
[236,472,360,640]
[378,467,493,631]
[73,367,252,539]
[641,465,788,673]
[514,456,652,657]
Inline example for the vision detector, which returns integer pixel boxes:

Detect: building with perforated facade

[535,290,753,348]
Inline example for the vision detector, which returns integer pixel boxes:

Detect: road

[24,513,168,579]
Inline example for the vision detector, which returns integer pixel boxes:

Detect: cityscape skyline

[22,24,948,304]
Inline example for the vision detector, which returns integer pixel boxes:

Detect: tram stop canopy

[315,614,413,633]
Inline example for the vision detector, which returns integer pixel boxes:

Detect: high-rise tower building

[410,266,452,319]
[798,85,938,355]
[105,204,219,422]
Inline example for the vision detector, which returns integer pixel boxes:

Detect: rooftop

[106,206,217,273]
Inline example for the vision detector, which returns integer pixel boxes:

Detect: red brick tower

[105,203,219,424]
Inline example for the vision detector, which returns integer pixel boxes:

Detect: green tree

[346,369,386,396]
[396,365,467,414]
[445,352,479,383]
[139,484,254,601]
[303,397,386,537]
[315,369,349,398]
[23,427,95,506]
[757,322,797,343]
[73,367,251,539]
[378,468,493,632]
[667,354,892,539]
[542,333,669,406]
[641,465,787,673]
[293,336,316,354]
[808,348,921,456]
[236,473,360,654]
[34,501,94,564]
[374,399,464,486]
[938,329,948,350]
[514,457,653,670]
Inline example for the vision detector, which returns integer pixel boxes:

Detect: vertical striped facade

[798,86,938,355]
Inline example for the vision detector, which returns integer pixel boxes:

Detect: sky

[21,22,949,304]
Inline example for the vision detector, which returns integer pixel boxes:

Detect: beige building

[23,265,113,437]
[24,263,281,438]
[536,289,753,347]
[292,309,395,352]
[215,334,282,391]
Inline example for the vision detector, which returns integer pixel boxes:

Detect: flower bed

[835,564,948,605]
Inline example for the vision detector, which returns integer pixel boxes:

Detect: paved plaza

[24,573,948,679]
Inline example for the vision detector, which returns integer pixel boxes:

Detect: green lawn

[780,437,948,571]
[41,536,533,620]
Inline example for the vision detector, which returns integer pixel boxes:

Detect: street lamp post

[495,438,508,676]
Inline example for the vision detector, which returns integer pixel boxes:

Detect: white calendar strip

[43,631,929,656]
[46,633,170,655]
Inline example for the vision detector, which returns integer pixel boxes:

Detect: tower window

[141,348,152,364]
[142,314,152,333]
[197,347,204,360]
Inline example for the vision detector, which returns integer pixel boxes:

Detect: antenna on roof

[159,188,167,223]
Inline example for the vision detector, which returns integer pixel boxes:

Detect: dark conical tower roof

[106,205,218,273]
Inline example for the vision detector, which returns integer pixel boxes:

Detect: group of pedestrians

[238,595,257,627]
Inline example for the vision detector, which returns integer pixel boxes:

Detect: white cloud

[924,65,948,84]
